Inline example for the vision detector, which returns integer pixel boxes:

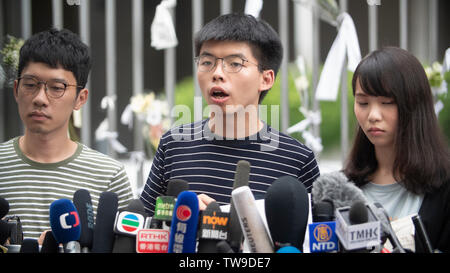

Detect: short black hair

[18,28,91,91]
[194,13,283,103]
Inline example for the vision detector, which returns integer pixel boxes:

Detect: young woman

[344,47,450,252]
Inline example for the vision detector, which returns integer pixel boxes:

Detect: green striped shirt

[0,137,134,240]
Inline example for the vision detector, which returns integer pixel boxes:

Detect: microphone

[197,201,229,253]
[335,201,381,252]
[312,171,367,208]
[0,220,10,246]
[168,191,199,253]
[40,231,59,253]
[73,189,95,252]
[112,199,146,253]
[412,214,433,253]
[231,186,273,253]
[276,246,302,253]
[216,240,234,253]
[265,176,309,251]
[49,199,81,251]
[0,196,9,219]
[19,238,39,253]
[309,201,339,253]
[153,179,189,222]
[227,160,251,252]
[91,192,118,253]
[136,228,170,253]
[368,202,406,253]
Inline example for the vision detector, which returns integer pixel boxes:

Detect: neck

[19,130,77,163]
[209,111,263,139]
[372,146,397,185]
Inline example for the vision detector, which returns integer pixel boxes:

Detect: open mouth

[211,90,229,99]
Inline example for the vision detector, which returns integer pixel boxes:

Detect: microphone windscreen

[40,231,59,253]
[166,179,189,197]
[227,160,251,252]
[311,171,367,208]
[168,191,199,253]
[349,201,368,224]
[312,200,334,222]
[91,192,118,253]
[73,189,94,248]
[216,240,234,253]
[0,196,9,219]
[20,238,39,253]
[265,176,309,251]
[0,220,10,245]
[49,199,81,244]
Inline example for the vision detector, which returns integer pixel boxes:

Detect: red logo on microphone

[176,205,191,221]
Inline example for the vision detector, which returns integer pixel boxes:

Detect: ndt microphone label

[309,222,339,252]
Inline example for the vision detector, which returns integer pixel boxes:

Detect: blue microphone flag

[309,222,339,253]
[49,199,81,244]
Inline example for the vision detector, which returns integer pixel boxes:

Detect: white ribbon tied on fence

[151,0,178,50]
[287,107,323,153]
[315,12,361,101]
[95,95,127,153]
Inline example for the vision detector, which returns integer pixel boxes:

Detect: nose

[32,83,49,107]
[368,104,382,123]
[212,59,225,82]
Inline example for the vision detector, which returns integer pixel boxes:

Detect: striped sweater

[140,119,320,215]
[0,137,133,240]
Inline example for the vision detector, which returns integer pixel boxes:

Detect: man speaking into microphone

[140,13,320,216]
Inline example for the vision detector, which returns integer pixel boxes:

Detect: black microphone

[152,179,189,225]
[0,220,9,246]
[312,171,367,208]
[309,201,339,253]
[112,199,147,253]
[216,240,234,253]
[91,192,118,253]
[197,201,229,253]
[412,214,433,253]
[367,202,406,253]
[265,176,309,251]
[40,231,59,253]
[0,196,9,219]
[312,200,334,222]
[227,160,250,252]
[73,189,95,253]
[20,238,39,253]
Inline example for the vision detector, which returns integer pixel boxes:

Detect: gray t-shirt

[361,182,424,221]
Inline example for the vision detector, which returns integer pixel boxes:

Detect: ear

[74,88,88,110]
[259,69,275,93]
[13,80,19,102]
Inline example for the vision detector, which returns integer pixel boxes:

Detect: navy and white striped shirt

[140,119,320,215]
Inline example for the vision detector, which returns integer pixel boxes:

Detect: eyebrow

[199,51,247,60]
[354,91,368,97]
[22,74,68,83]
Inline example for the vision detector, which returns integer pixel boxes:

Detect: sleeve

[140,137,168,216]
[298,149,320,192]
[108,165,134,210]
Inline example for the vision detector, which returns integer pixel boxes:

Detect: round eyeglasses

[17,76,82,99]
[194,54,259,73]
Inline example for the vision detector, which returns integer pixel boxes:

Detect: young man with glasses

[140,13,320,217]
[0,29,133,242]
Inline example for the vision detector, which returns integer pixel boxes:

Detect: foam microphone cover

[166,179,189,197]
[49,199,81,244]
[73,189,94,249]
[40,231,59,253]
[312,200,334,222]
[265,176,309,251]
[91,192,118,253]
[349,201,368,224]
[311,171,367,208]
[168,191,199,253]
[227,160,251,252]
[0,220,10,245]
[112,199,146,253]
[0,196,9,219]
[20,239,39,253]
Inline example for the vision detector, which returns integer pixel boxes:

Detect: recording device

[232,186,273,253]
[197,201,229,253]
[2,215,23,245]
[112,199,147,253]
[227,160,251,252]
[168,191,199,253]
[335,201,380,252]
[0,196,9,219]
[91,192,118,253]
[49,199,81,249]
[309,201,339,253]
[73,189,95,252]
[19,238,39,253]
[265,176,309,251]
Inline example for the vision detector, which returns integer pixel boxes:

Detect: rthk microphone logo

[59,211,80,229]
[136,229,169,253]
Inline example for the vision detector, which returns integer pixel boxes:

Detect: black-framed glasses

[194,54,259,73]
[17,76,82,99]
